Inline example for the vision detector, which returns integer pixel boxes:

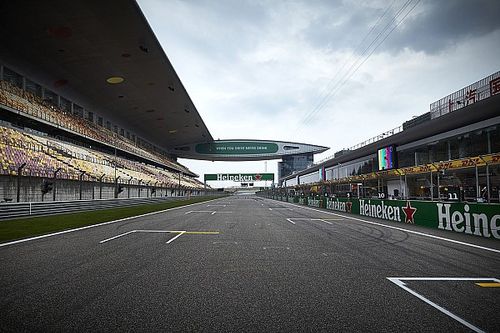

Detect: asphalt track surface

[1,195,499,332]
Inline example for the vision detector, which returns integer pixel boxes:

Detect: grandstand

[278,71,500,204]
[0,121,205,202]
[0,1,214,203]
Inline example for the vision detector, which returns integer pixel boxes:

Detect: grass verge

[0,196,222,243]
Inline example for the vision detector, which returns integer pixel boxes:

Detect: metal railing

[430,71,500,119]
[316,125,403,164]
[0,195,223,220]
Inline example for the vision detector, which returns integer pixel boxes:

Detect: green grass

[0,196,222,243]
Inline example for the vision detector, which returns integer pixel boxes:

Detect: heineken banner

[268,195,500,239]
[204,173,274,182]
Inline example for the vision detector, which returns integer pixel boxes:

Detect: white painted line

[272,199,500,255]
[185,210,215,214]
[269,208,273,211]
[387,277,499,333]
[0,198,223,248]
[100,230,210,244]
[99,230,136,244]
[186,210,233,215]
[312,219,333,225]
[166,231,186,244]
[207,204,227,207]
[100,230,183,243]
[285,218,332,225]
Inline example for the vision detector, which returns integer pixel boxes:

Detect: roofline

[198,138,329,150]
[131,1,214,144]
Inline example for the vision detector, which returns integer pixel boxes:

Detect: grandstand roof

[0,0,213,150]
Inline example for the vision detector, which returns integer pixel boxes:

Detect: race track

[1,195,499,332]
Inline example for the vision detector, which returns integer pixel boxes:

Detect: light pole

[79,171,86,200]
[178,172,181,196]
[16,163,26,202]
[264,161,267,189]
[53,167,61,201]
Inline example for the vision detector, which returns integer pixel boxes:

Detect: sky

[137,0,500,188]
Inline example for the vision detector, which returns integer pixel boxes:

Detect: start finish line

[204,173,274,182]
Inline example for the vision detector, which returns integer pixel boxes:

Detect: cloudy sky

[137,0,500,187]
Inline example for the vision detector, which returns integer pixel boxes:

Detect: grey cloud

[301,3,382,51]
[383,0,500,54]
[141,0,270,63]
[301,0,500,54]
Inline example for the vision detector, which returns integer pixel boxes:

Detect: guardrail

[0,195,221,220]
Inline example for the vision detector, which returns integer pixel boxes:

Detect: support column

[99,174,104,199]
[430,171,433,201]
[114,176,121,199]
[475,164,479,201]
[79,171,86,200]
[16,163,26,202]
[128,177,132,198]
[486,164,490,203]
[437,171,440,201]
[53,168,61,201]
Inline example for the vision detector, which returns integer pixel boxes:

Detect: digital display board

[378,146,396,170]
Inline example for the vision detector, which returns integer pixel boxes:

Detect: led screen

[378,146,396,170]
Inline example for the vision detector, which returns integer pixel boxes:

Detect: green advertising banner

[264,195,500,240]
[204,173,274,182]
[195,142,279,155]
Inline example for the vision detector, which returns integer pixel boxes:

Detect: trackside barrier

[0,195,225,220]
[260,194,500,240]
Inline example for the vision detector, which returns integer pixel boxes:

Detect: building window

[72,104,84,117]
[25,79,42,97]
[87,111,94,122]
[60,97,71,113]
[489,125,500,154]
[43,89,58,107]
[97,116,103,126]
[3,67,23,88]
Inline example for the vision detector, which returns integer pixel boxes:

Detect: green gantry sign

[195,142,279,155]
[204,173,275,182]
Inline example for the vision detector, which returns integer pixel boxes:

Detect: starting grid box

[387,277,500,333]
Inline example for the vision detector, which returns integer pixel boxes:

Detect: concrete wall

[0,175,203,202]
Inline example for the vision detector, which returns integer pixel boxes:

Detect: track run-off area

[1,195,499,332]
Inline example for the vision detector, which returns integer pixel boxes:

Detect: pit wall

[263,194,500,240]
